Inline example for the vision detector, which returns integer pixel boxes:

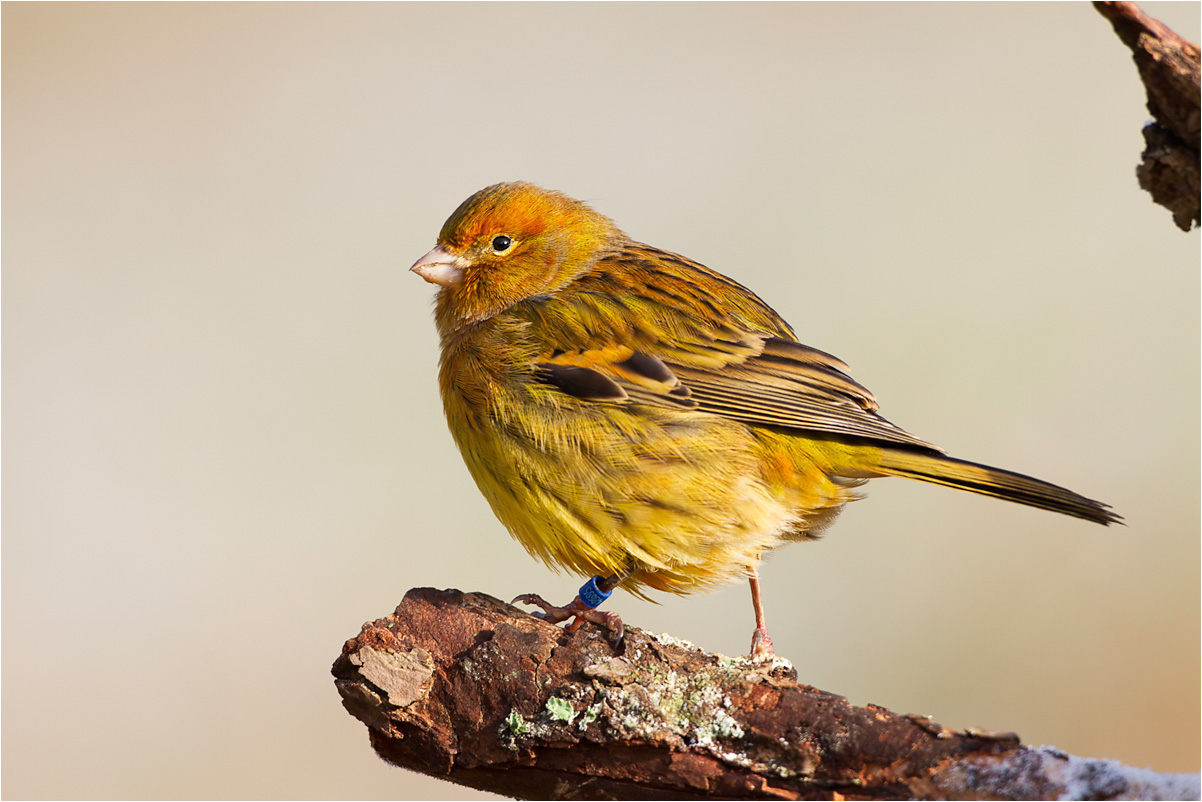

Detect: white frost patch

[719,652,795,674]
[1041,748,1201,802]
[649,631,701,651]
[940,745,1200,801]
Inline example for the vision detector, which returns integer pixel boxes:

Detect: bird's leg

[748,566,775,657]
[513,567,632,646]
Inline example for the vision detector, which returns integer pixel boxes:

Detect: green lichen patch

[591,657,747,750]
[545,696,577,724]
[500,709,531,744]
[577,702,601,730]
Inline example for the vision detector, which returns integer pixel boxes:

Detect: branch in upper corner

[1094,1,1201,231]
[332,587,1201,801]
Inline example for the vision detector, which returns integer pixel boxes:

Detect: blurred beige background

[4,3,1198,799]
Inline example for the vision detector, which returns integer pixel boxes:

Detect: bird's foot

[512,593,625,647]
[750,625,775,658]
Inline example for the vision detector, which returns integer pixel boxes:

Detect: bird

[409,181,1120,656]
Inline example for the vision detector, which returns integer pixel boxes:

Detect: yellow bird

[410,182,1119,655]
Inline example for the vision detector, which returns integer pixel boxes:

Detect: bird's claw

[510,593,571,622]
[750,625,775,658]
[512,593,625,647]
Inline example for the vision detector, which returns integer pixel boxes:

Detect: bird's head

[411,182,621,328]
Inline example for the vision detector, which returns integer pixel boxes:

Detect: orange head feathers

[411,182,622,329]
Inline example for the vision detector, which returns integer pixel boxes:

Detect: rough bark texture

[333,588,1200,800]
[1095,1,1201,230]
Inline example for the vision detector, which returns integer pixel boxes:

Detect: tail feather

[873,450,1121,526]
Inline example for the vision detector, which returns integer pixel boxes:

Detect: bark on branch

[1094,1,1201,231]
[332,588,1199,800]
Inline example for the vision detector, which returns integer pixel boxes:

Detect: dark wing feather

[670,338,940,451]
[514,243,941,452]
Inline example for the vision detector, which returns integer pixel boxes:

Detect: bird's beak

[410,246,464,288]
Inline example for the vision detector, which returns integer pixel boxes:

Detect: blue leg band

[578,576,613,609]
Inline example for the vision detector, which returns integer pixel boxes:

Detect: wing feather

[514,243,940,452]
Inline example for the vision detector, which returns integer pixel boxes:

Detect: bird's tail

[871,449,1121,525]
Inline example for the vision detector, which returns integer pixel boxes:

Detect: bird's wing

[512,245,942,452]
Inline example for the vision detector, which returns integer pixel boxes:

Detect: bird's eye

[491,235,513,252]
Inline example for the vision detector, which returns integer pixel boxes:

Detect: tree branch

[332,588,1200,800]
[1094,1,1201,231]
